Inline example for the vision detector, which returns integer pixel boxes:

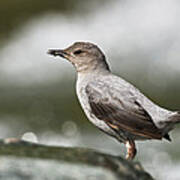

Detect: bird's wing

[85,81,162,140]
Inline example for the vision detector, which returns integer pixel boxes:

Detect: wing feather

[86,83,163,140]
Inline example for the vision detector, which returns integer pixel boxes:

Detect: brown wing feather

[86,85,163,140]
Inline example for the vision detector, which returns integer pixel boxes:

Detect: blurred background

[0,0,180,179]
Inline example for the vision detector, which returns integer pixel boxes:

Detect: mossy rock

[0,138,153,180]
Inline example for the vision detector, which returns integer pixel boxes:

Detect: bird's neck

[76,59,110,74]
[77,67,110,86]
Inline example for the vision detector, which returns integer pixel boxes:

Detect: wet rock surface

[0,138,153,180]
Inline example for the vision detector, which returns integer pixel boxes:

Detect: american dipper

[48,42,180,160]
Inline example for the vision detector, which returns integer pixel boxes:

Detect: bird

[47,42,180,160]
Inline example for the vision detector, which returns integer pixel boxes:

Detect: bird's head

[48,42,110,73]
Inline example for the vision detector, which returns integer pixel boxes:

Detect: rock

[0,138,153,180]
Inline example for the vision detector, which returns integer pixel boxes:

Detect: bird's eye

[74,50,82,55]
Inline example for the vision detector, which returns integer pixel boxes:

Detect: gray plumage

[77,71,176,141]
[48,42,180,159]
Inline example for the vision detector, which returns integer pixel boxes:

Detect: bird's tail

[170,111,180,124]
[162,112,180,141]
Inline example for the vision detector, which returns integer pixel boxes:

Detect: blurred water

[0,0,180,86]
[0,157,117,180]
[0,0,180,179]
[18,125,180,180]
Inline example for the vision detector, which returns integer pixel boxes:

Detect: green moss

[0,138,154,180]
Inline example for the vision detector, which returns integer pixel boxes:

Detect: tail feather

[163,133,172,141]
[161,112,180,137]
[170,111,180,123]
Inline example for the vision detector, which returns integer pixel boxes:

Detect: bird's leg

[125,140,136,160]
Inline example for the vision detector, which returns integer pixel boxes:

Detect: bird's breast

[76,78,117,137]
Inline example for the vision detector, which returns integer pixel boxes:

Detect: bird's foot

[125,140,137,160]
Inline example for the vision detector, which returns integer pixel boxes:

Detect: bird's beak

[47,49,68,58]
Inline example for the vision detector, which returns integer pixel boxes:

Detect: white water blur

[0,0,180,86]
